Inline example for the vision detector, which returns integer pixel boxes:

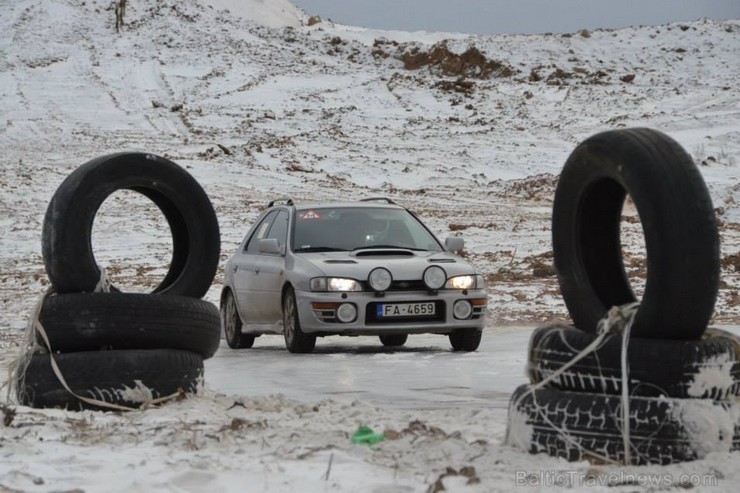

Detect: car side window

[266,210,289,249]
[245,211,278,253]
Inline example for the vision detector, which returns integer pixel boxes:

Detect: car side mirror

[445,236,464,254]
[258,238,283,255]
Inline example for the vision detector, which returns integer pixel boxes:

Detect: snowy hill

[200,0,305,27]
[1,1,739,490]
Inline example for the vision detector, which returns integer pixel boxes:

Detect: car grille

[360,280,427,292]
[364,301,445,324]
[471,304,485,320]
[313,307,337,323]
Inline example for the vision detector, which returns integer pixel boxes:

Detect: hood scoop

[353,249,415,257]
[323,259,358,264]
[428,258,456,263]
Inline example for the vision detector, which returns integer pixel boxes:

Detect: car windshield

[292,207,443,252]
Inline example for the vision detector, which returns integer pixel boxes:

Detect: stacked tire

[506,128,740,465]
[16,153,221,411]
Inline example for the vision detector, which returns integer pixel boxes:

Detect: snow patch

[687,352,736,398]
[114,380,155,404]
[504,405,534,453]
[671,399,736,458]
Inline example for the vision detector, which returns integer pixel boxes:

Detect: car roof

[293,201,403,211]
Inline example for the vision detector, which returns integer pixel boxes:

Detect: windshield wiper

[294,246,348,252]
[352,245,426,251]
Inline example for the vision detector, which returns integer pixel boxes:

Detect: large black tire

[379,334,407,347]
[17,349,203,411]
[506,385,738,465]
[42,152,220,297]
[283,288,315,353]
[38,293,221,359]
[528,325,740,399]
[449,328,482,351]
[220,290,255,349]
[552,128,719,339]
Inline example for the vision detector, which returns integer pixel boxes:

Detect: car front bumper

[295,288,487,336]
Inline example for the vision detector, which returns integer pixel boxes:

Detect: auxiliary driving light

[336,303,357,323]
[423,265,447,290]
[453,300,473,320]
[368,267,392,291]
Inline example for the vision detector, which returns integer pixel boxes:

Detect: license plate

[377,302,436,318]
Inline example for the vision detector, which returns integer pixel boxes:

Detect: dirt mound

[433,78,475,95]
[402,43,514,79]
[529,65,613,86]
[383,41,515,79]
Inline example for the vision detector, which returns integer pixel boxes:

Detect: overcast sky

[291,0,740,34]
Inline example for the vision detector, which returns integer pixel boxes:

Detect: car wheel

[449,328,482,351]
[283,288,316,353]
[379,334,408,347]
[221,291,255,349]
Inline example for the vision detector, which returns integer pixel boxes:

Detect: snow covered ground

[1,0,739,491]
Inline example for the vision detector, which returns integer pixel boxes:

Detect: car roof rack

[268,197,294,207]
[359,197,397,205]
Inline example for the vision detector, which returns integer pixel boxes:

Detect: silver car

[220,198,487,353]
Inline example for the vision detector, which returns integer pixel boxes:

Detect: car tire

[528,325,740,399]
[379,334,408,347]
[283,288,316,354]
[42,152,220,298]
[506,384,739,465]
[38,293,221,359]
[552,128,719,339]
[17,349,203,411]
[449,328,482,352]
[221,290,255,349]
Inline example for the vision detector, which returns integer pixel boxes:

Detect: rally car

[220,198,487,353]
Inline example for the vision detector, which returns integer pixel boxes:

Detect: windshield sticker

[299,210,323,221]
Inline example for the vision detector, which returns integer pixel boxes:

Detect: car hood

[298,249,478,280]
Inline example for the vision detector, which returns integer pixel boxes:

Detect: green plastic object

[351,426,385,445]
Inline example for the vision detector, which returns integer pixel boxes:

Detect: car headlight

[368,267,392,291]
[446,275,475,290]
[310,277,362,292]
[446,274,485,289]
[423,266,447,290]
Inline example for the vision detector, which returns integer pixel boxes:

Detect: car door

[232,210,278,323]
[251,209,289,325]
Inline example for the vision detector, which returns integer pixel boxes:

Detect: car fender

[284,253,326,292]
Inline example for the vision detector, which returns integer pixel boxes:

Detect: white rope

[12,266,182,411]
[530,304,636,392]
[3,285,48,402]
[94,266,112,293]
[32,309,148,412]
[513,302,639,465]
[619,304,638,465]
[526,387,622,465]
